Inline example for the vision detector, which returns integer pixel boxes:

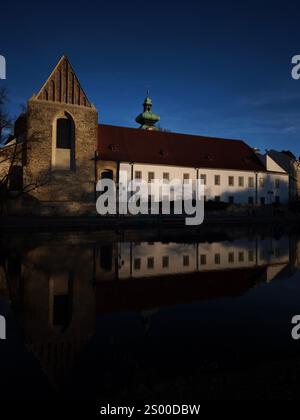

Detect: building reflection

[0,232,294,387]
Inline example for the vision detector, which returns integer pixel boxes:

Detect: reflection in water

[0,229,299,397]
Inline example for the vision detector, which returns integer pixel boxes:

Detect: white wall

[119,162,289,204]
[117,236,289,279]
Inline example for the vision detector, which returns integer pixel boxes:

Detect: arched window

[101,169,113,180]
[57,117,72,149]
[52,112,75,171]
[44,89,48,100]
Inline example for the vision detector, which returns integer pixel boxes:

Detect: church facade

[0,55,289,216]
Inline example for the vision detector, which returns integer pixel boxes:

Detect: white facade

[117,236,289,280]
[119,161,289,204]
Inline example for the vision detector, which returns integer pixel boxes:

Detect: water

[0,226,300,400]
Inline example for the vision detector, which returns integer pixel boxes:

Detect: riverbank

[1,213,300,231]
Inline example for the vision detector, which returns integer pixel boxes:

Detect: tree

[0,87,12,145]
[0,91,51,215]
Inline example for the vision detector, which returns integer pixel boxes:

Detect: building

[0,55,290,216]
[265,150,300,201]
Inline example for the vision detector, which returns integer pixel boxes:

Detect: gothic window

[53,112,75,171]
[56,118,72,149]
[44,89,48,100]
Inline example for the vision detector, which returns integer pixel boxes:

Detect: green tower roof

[135,92,160,130]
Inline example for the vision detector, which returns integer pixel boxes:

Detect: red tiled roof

[97,124,266,171]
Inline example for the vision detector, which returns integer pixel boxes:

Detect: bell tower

[135,91,160,130]
[24,55,98,215]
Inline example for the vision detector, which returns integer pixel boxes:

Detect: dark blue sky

[1,0,300,155]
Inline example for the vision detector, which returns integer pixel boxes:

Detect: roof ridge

[98,123,246,144]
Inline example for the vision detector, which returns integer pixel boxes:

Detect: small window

[228,252,234,263]
[215,196,220,202]
[238,176,244,187]
[200,254,206,265]
[163,172,170,182]
[147,257,154,269]
[183,255,190,266]
[214,254,221,264]
[183,173,190,183]
[162,256,169,268]
[135,170,142,180]
[248,177,254,188]
[214,175,220,185]
[228,176,234,186]
[275,179,280,188]
[228,196,234,204]
[248,197,254,204]
[200,174,206,185]
[148,172,155,183]
[259,177,265,187]
[134,258,141,270]
[238,252,244,262]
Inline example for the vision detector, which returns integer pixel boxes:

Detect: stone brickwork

[22,56,98,215]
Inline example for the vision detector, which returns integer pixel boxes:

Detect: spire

[135,91,160,130]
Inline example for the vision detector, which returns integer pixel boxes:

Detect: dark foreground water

[1,225,300,400]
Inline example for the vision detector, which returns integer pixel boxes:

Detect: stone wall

[24,98,98,214]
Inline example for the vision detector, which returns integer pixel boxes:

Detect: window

[228,196,234,204]
[248,177,254,188]
[147,257,154,269]
[215,196,221,202]
[275,196,280,204]
[56,118,72,149]
[214,254,221,264]
[203,195,207,202]
[248,197,254,204]
[53,113,75,171]
[135,170,142,180]
[248,249,254,262]
[183,173,190,183]
[259,177,264,187]
[163,172,170,182]
[200,174,206,185]
[200,254,206,265]
[228,176,234,186]
[214,175,220,185]
[275,179,280,188]
[183,255,189,266]
[134,258,141,270]
[260,197,265,205]
[148,172,155,183]
[162,256,169,268]
[228,252,234,263]
[238,252,244,262]
[101,170,113,180]
[238,176,244,187]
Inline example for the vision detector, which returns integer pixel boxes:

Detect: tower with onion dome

[135,91,160,130]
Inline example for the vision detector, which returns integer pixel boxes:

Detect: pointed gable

[35,55,91,107]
